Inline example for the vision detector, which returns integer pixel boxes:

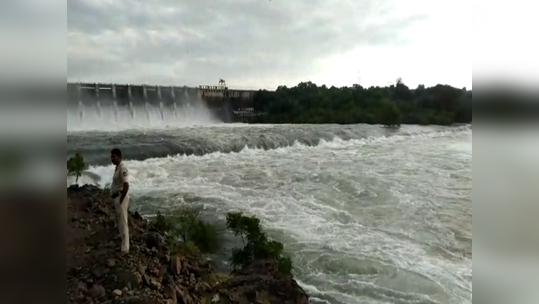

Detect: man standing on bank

[110,148,130,254]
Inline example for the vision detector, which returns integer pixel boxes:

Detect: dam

[67,80,262,125]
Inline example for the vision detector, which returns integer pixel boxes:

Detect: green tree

[67,153,85,185]
[226,211,293,275]
[248,80,472,125]
[380,101,402,127]
[150,207,222,254]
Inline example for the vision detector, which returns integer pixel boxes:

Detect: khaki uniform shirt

[111,161,129,192]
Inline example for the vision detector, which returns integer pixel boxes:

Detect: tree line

[250,79,472,126]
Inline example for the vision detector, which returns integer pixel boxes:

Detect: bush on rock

[150,207,223,255]
[226,211,293,275]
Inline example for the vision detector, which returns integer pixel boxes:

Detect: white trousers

[114,195,130,252]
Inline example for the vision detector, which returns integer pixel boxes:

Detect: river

[67,109,472,304]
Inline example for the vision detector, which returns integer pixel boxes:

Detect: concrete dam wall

[67,83,201,107]
[67,82,260,125]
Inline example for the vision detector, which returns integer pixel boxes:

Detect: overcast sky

[65,0,476,90]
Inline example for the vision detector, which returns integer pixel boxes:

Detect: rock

[189,273,196,286]
[111,269,141,290]
[201,282,211,292]
[175,286,193,304]
[143,274,152,287]
[77,281,88,294]
[145,232,165,249]
[106,259,116,268]
[150,278,162,290]
[162,274,174,286]
[171,256,182,276]
[214,259,309,304]
[187,265,201,277]
[137,263,147,274]
[112,289,122,296]
[90,284,106,299]
[92,265,109,278]
[163,284,177,303]
[133,272,143,286]
[124,296,146,304]
[97,206,110,215]
[75,292,85,301]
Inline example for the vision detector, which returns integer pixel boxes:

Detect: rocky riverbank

[67,185,309,304]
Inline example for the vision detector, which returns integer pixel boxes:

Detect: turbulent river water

[67,108,472,304]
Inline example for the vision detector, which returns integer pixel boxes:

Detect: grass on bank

[68,153,294,275]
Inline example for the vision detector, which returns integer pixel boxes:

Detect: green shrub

[379,100,402,127]
[149,208,222,254]
[149,212,173,233]
[226,211,293,275]
[67,153,85,185]
[181,240,201,256]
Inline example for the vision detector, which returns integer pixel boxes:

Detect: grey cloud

[68,0,429,88]
[1,0,63,30]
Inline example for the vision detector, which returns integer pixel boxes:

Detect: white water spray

[113,101,119,121]
[96,101,102,118]
[78,100,84,119]
[144,102,151,121]
[159,102,165,121]
[67,101,222,132]
[129,101,135,119]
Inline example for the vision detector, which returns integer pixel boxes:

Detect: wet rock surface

[67,184,309,304]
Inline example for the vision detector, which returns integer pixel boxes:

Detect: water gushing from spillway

[67,102,222,132]
[172,102,177,118]
[113,101,119,121]
[129,102,134,119]
[158,102,164,121]
[96,101,102,118]
[144,102,151,121]
[78,100,84,120]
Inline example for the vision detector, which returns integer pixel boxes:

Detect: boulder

[214,259,309,304]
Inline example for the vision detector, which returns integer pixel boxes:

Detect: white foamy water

[67,103,222,132]
[72,125,472,304]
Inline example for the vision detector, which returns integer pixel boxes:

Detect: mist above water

[67,101,222,132]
